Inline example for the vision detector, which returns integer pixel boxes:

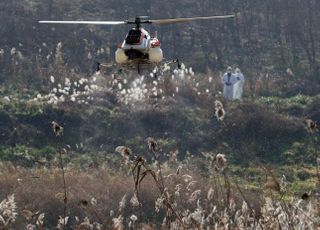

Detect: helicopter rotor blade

[149,15,235,25]
[38,20,126,25]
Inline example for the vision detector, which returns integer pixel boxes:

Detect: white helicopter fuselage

[121,28,150,51]
[115,28,163,64]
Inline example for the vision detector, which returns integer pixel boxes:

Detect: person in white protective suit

[233,68,245,100]
[222,67,237,99]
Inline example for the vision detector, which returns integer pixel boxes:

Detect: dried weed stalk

[52,121,68,229]
[115,137,185,229]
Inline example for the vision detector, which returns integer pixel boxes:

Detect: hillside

[0,0,320,89]
[0,67,318,166]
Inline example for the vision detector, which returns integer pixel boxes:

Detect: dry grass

[0,165,136,228]
[0,117,319,229]
[0,157,319,229]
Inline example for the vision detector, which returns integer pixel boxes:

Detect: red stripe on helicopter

[151,38,161,48]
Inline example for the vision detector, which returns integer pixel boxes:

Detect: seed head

[57,216,69,230]
[130,193,141,207]
[115,146,132,157]
[118,194,127,212]
[112,215,124,230]
[130,214,138,223]
[36,213,45,227]
[146,137,157,152]
[176,165,182,175]
[90,197,97,206]
[301,192,310,200]
[51,121,63,137]
[0,194,18,224]
[215,107,225,121]
[207,187,214,201]
[213,153,227,171]
[214,100,223,109]
[155,196,165,213]
[305,119,317,133]
[135,156,146,165]
[188,189,201,203]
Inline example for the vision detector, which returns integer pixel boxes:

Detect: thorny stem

[58,150,67,229]
[131,147,186,229]
[152,150,186,229]
[222,171,231,210]
[152,149,165,192]
[211,173,219,202]
[163,199,185,229]
[143,162,185,229]
[214,172,225,207]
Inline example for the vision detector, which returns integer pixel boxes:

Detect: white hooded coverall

[222,69,237,99]
[233,68,245,99]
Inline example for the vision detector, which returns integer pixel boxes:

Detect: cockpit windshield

[125,29,142,45]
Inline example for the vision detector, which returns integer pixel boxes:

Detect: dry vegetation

[0,128,319,229]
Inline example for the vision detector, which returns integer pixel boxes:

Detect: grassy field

[0,69,319,229]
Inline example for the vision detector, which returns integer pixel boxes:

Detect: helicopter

[39,15,235,74]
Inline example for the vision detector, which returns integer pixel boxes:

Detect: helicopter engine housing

[115,48,128,64]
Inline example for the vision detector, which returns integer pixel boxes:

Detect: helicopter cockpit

[125,29,142,45]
